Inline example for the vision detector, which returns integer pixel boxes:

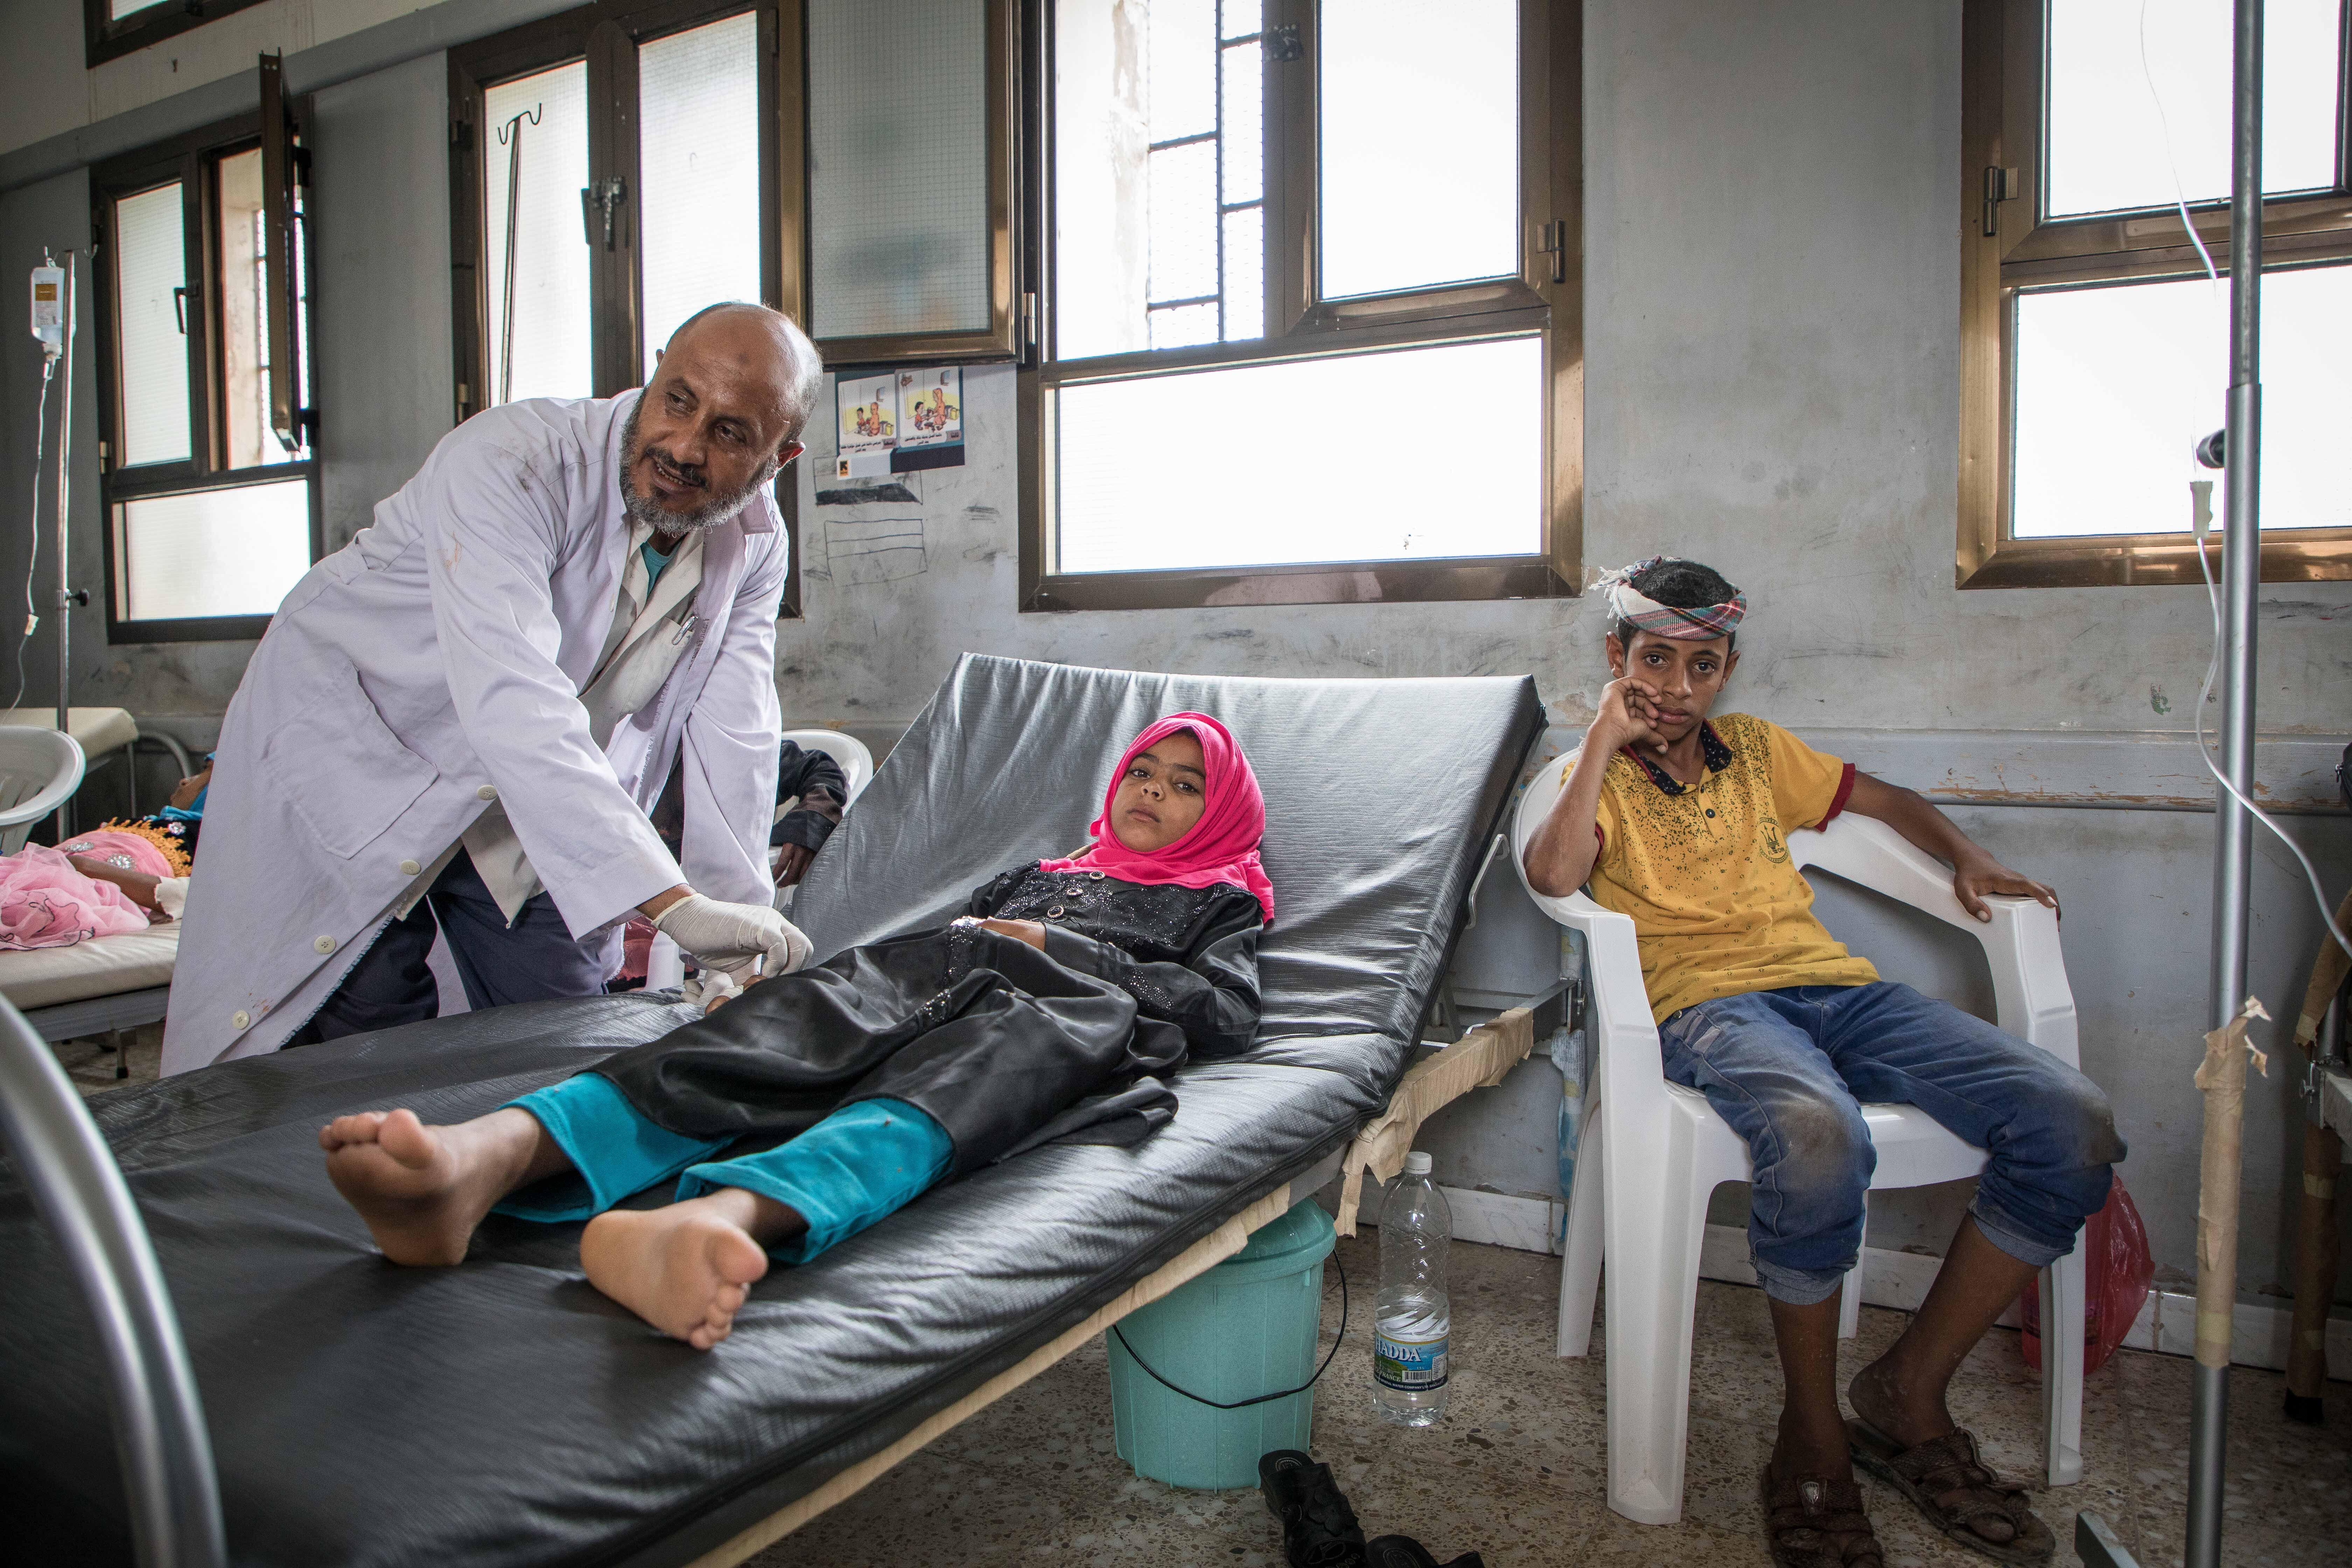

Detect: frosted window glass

[1148,140,1219,302]
[113,182,191,469]
[1055,0,1266,358]
[640,13,764,370]
[1150,0,1217,139]
[2011,266,2350,537]
[119,480,312,622]
[808,0,990,339]
[1320,0,1517,300]
[109,0,170,18]
[2046,0,2340,218]
[1056,335,1543,572]
[484,61,590,405]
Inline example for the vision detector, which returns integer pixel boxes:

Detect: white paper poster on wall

[831,366,967,479]
[834,371,899,478]
[893,366,964,470]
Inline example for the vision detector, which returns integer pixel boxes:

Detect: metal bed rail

[0,996,225,1568]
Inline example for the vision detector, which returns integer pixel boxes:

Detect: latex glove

[651,892,814,979]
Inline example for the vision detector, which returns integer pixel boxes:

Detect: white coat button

[400,859,421,876]
[477,785,498,802]
[314,935,336,954]
[232,1010,250,1030]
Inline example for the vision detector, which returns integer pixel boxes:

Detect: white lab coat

[161,392,786,1075]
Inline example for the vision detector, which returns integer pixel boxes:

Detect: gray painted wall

[0,1,2344,1309]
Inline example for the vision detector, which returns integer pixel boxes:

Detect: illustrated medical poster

[834,372,899,478]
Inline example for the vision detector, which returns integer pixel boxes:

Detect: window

[84,0,275,69]
[92,78,319,643]
[450,0,798,607]
[1018,0,1581,612]
[1959,0,2352,588]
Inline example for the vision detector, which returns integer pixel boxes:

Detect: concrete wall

[0,0,2344,1309]
[0,0,454,159]
[0,41,455,817]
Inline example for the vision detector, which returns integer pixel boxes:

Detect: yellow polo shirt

[1582,712,1877,1023]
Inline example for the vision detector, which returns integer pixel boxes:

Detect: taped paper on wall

[830,366,967,480]
[835,371,899,479]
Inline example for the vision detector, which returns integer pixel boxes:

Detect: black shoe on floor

[1366,1535,1485,1568]
[1259,1450,1369,1568]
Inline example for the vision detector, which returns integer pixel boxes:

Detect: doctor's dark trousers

[290,850,611,1043]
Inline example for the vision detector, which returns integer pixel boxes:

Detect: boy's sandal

[1760,1468,1885,1568]
[1846,1420,2054,1566]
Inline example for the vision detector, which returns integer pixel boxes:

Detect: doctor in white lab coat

[163,305,823,1076]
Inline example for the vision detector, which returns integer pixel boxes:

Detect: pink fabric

[57,828,176,880]
[1038,712,1276,924]
[0,845,152,950]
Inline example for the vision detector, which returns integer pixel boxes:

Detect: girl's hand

[1590,676,1669,757]
[1952,852,2059,923]
[978,918,1047,950]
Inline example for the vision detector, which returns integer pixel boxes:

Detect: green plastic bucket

[1107,1196,1337,1490]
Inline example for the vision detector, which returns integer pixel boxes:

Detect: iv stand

[2186,2,2266,1565]
[50,250,77,840]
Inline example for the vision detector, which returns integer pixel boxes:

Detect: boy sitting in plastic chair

[1523,558,2121,1568]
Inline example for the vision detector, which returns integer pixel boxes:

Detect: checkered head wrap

[1596,556,1747,640]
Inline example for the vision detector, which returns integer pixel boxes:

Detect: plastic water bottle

[1374,1150,1452,1426]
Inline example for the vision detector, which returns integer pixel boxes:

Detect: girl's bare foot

[580,1194,784,1350]
[318,1107,548,1266]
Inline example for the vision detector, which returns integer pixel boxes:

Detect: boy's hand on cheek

[1951,852,2060,924]
[1592,676,1671,756]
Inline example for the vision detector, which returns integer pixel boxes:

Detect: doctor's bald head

[622,303,824,535]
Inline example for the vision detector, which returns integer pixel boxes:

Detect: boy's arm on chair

[1844,771,2059,923]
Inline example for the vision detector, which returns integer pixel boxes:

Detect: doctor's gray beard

[618,400,781,533]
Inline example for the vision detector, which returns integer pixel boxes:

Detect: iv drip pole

[50,250,76,840]
[2186,2,2264,1563]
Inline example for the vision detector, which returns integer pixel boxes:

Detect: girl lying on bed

[320,712,1272,1349]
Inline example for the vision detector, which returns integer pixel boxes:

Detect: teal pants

[493,1073,953,1264]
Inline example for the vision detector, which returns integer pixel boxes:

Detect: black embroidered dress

[595,866,1265,1173]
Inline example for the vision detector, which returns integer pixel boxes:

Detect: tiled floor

[773,1232,2352,1568]
[61,1051,2352,1565]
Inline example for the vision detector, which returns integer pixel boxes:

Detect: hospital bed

[0,724,178,1062]
[0,654,1542,1568]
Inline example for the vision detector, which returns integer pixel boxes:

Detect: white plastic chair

[1511,754,2086,1524]
[0,728,87,854]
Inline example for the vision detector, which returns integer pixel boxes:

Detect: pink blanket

[0,844,152,950]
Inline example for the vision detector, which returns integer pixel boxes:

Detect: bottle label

[1374,1331,1449,1392]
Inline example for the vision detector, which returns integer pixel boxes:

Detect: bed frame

[0,656,1543,1567]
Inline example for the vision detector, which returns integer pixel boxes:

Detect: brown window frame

[1958,0,2352,590]
[90,102,323,645]
[449,0,804,614]
[84,0,274,70]
[802,0,1022,365]
[1015,0,1584,614]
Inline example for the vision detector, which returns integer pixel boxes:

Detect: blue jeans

[1658,982,2123,1306]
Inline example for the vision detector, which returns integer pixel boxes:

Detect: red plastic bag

[2021,1177,2154,1377]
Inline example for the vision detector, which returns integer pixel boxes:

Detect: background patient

[318,713,1273,1349]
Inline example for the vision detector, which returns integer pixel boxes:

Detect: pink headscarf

[0,844,151,950]
[1038,712,1276,924]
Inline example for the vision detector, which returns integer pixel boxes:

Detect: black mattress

[0,654,1542,1567]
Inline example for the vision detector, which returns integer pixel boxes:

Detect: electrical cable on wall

[2134,2,2349,962]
